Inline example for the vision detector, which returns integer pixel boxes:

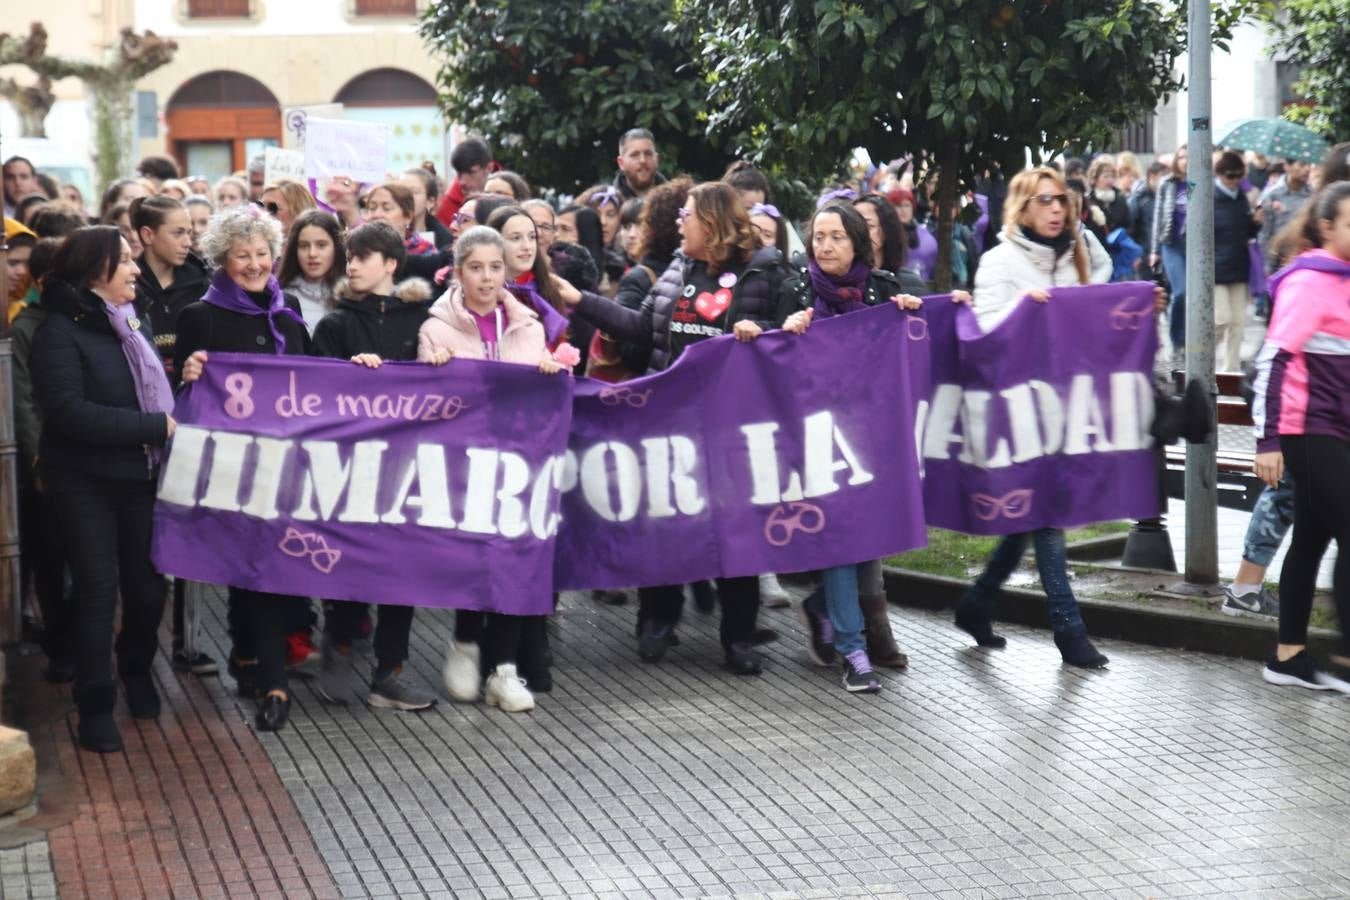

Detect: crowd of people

[4,125,1350,751]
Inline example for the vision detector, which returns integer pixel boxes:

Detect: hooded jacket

[572,245,788,373]
[416,283,549,366]
[311,277,433,362]
[29,278,170,484]
[135,250,211,379]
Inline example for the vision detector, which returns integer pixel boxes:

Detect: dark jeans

[326,600,414,672]
[47,471,164,693]
[455,610,549,672]
[228,588,291,694]
[962,527,1086,634]
[19,485,72,662]
[638,576,760,648]
[1278,435,1350,651]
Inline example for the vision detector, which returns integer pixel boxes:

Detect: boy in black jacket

[310,222,437,711]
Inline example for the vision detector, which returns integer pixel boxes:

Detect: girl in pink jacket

[1253,182,1350,691]
[418,225,563,714]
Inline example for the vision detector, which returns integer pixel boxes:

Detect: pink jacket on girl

[417,283,550,366]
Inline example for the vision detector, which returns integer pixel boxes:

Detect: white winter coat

[972,226,1112,332]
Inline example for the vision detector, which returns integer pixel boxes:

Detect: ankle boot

[953,601,1007,648]
[1054,628,1109,668]
[860,594,908,668]
[75,682,123,753]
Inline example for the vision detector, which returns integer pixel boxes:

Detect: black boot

[75,682,123,753]
[1054,628,1109,668]
[954,602,1007,648]
[121,672,161,720]
[256,691,291,732]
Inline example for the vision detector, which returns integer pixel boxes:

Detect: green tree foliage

[1269,0,1350,140]
[684,0,1253,288]
[419,0,727,192]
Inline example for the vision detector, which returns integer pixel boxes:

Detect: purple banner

[151,283,1160,613]
[915,282,1161,534]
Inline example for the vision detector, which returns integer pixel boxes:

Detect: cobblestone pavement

[67,581,1338,900]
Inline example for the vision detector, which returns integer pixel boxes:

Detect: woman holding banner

[779,200,930,690]
[953,166,1114,669]
[555,181,787,675]
[30,226,176,752]
[176,206,312,731]
[418,225,566,713]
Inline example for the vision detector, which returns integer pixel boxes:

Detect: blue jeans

[806,563,866,655]
[1242,472,1295,568]
[961,528,1085,634]
[1160,240,1187,351]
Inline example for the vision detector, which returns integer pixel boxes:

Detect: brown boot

[861,593,908,668]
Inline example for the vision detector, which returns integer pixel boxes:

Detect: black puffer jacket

[311,277,433,362]
[29,278,170,484]
[776,267,924,323]
[173,286,311,376]
[609,254,673,374]
[136,251,211,379]
[573,246,788,372]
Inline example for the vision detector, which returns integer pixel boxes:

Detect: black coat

[29,279,170,484]
[1214,188,1259,285]
[609,253,672,375]
[173,287,311,377]
[776,268,922,323]
[573,246,789,372]
[136,252,211,380]
[310,278,433,362]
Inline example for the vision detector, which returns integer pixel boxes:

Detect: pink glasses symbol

[971,489,1035,522]
[1109,299,1151,331]
[906,315,929,342]
[764,502,826,547]
[278,527,343,574]
[598,386,653,408]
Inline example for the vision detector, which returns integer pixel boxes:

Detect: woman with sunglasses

[555,181,788,675]
[258,180,316,235]
[1212,150,1264,373]
[952,166,1117,670]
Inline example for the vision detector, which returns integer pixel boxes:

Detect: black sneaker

[841,650,881,694]
[798,598,836,666]
[638,622,675,663]
[1221,586,1279,619]
[1316,660,1350,694]
[724,642,763,675]
[172,649,219,676]
[1262,649,1339,690]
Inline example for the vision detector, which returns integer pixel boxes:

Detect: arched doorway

[167,71,281,181]
[333,68,446,175]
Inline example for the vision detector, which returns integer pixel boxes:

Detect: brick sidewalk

[9,580,1350,898]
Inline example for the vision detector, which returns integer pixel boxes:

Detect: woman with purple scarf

[778,201,928,692]
[175,207,312,732]
[30,226,178,752]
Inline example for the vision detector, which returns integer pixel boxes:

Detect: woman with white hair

[175,206,311,732]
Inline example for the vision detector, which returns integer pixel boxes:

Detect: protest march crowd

[5,120,1350,753]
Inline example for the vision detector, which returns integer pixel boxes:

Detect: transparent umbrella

[1215,117,1329,164]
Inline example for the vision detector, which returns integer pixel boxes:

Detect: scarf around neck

[507,273,569,344]
[1020,225,1075,258]
[103,299,175,464]
[201,267,305,354]
[808,259,871,318]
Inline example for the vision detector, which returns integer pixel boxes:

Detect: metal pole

[0,128,21,641]
[1183,1,1218,585]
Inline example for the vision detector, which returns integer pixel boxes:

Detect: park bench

[1164,370,1263,511]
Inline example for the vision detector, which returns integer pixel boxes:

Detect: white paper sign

[264,148,305,186]
[303,117,390,185]
[283,103,344,150]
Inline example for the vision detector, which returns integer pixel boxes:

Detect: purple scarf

[1269,250,1350,301]
[103,300,175,464]
[507,275,569,345]
[201,268,305,354]
[808,259,871,318]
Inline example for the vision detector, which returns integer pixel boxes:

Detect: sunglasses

[263,201,280,216]
[1031,193,1070,208]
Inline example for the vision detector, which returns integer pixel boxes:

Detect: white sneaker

[484,664,535,712]
[759,573,791,609]
[442,639,482,702]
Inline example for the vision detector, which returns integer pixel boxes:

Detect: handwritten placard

[303,117,390,184]
[264,148,305,186]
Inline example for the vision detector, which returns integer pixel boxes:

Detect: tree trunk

[933,139,960,293]
[91,84,133,198]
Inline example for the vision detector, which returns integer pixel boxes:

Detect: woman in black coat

[30,226,177,752]
[176,206,311,732]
